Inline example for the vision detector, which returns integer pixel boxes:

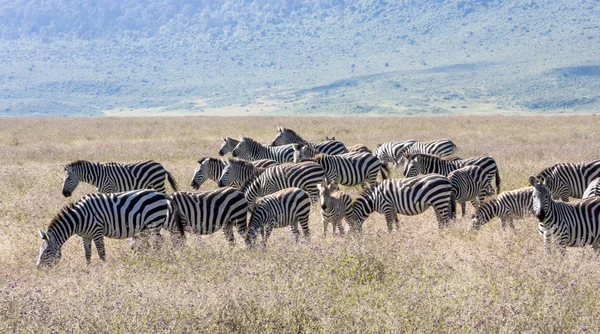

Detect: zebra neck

[76,162,101,185]
[48,207,85,246]
[211,162,225,181]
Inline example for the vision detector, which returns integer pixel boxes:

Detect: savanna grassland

[2,115,600,333]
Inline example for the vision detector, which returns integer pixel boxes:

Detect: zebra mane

[198,157,223,165]
[226,157,257,171]
[536,166,555,179]
[405,153,441,161]
[47,201,79,232]
[66,160,94,168]
[280,127,305,140]
[353,187,375,204]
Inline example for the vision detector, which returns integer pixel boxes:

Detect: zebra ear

[61,164,67,171]
[39,229,47,240]
[528,176,537,186]
[277,126,282,132]
[221,137,226,142]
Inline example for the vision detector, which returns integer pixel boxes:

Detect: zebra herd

[37,126,600,268]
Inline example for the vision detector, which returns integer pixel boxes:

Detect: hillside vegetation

[2,115,600,332]
[0,1,599,116]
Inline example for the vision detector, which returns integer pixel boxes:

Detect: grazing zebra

[348,144,372,154]
[535,160,600,201]
[246,188,311,247]
[529,176,600,251]
[61,160,178,197]
[271,126,347,155]
[583,178,600,199]
[394,139,457,167]
[37,190,183,268]
[448,165,495,217]
[374,140,417,166]
[294,147,388,189]
[348,175,456,233]
[472,187,534,230]
[170,188,248,245]
[241,161,326,210]
[232,136,296,163]
[403,153,501,194]
[218,137,240,156]
[191,157,278,189]
[317,182,352,237]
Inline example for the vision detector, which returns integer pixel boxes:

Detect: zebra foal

[37,190,183,268]
[471,187,534,230]
[317,182,352,237]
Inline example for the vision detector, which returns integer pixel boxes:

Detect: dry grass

[2,115,600,333]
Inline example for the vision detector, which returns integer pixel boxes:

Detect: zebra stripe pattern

[218,137,240,156]
[448,165,495,216]
[529,176,600,250]
[242,161,326,210]
[348,144,372,154]
[232,136,296,163]
[471,187,534,230]
[396,139,457,166]
[374,140,417,166]
[61,160,178,197]
[317,182,352,237]
[246,188,311,246]
[294,148,387,189]
[170,188,248,245]
[191,157,278,189]
[348,175,456,233]
[535,160,600,201]
[403,153,501,194]
[218,158,267,188]
[583,178,600,199]
[37,190,183,268]
[271,126,347,155]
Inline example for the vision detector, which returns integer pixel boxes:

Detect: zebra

[374,140,417,167]
[232,136,296,163]
[529,175,600,251]
[191,157,278,189]
[241,161,326,211]
[448,165,495,217]
[61,160,178,197]
[471,187,534,230]
[218,158,268,189]
[169,188,248,245]
[394,139,457,167]
[348,175,456,233]
[403,153,501,194]
[271,126,347,155]
[293,146,388,189]
[37,190,184,268]
[535,160,600,201]
[246,188,311,247]
[317,182,352,237]
[347,144,372,154]
[583,178,600,199]
[218,137,240,156]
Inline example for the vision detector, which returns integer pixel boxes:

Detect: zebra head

[191,158,211,190]
[292,143,317,163]
[317,181,334,211]
[218,158,255,188]
[403,155,421,178]
[271,126,291,146]
[529,175,551,222]
[218,137,239,156]
[347,189,375,233]
[471,198,498,230]
[37,230,62,268]
[61,165,79,197]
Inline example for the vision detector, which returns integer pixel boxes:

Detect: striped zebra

[535,160,600,201]
[191,157,278,189]
[218,158,268,188]
[374,140,417,166]
[271,126,347,155]
[317,182,352,237]
[348,175,456,233]
[170,188,248,245]
[529,176,600,251]
[246,188,311,247]
[61,160,178,197]
[403,153,501,194]
[218,137,240,156]
[471,187,534,230]
[394,139,457,167]
[583,178,600,199]
[232,136,296,163]
[347,144,372,154]
[294,147,388,189]
[241,161,326,210]
[37,190,183,268]
[448,165,495,217]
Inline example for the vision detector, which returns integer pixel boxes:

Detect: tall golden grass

[2,115,600,333]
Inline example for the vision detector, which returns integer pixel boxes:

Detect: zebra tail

[450,193,457,221]
[170,200,185,237]
[165,170,179,192]
[495,169,502,195]
[380,163,390,180]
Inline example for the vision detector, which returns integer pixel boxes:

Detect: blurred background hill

[0,0,598,116]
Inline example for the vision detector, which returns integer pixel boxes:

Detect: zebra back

[272,127,347,155]
[536,160,600,201]
[232,136,295,163]
[348,144,372,154]
[312,152,382,188]
[583,178,600,199]
[374,140,417,166]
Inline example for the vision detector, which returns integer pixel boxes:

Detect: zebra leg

[263,224,273,247]
[461,202,467,217]
[382,207,398,232]
[322,217,329,237]
[433,205,450,228]
[336,218,345,237]
[81,237,92,265]
[223,223,235,246]
[92,234,106,262]
[290,220,301,243]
